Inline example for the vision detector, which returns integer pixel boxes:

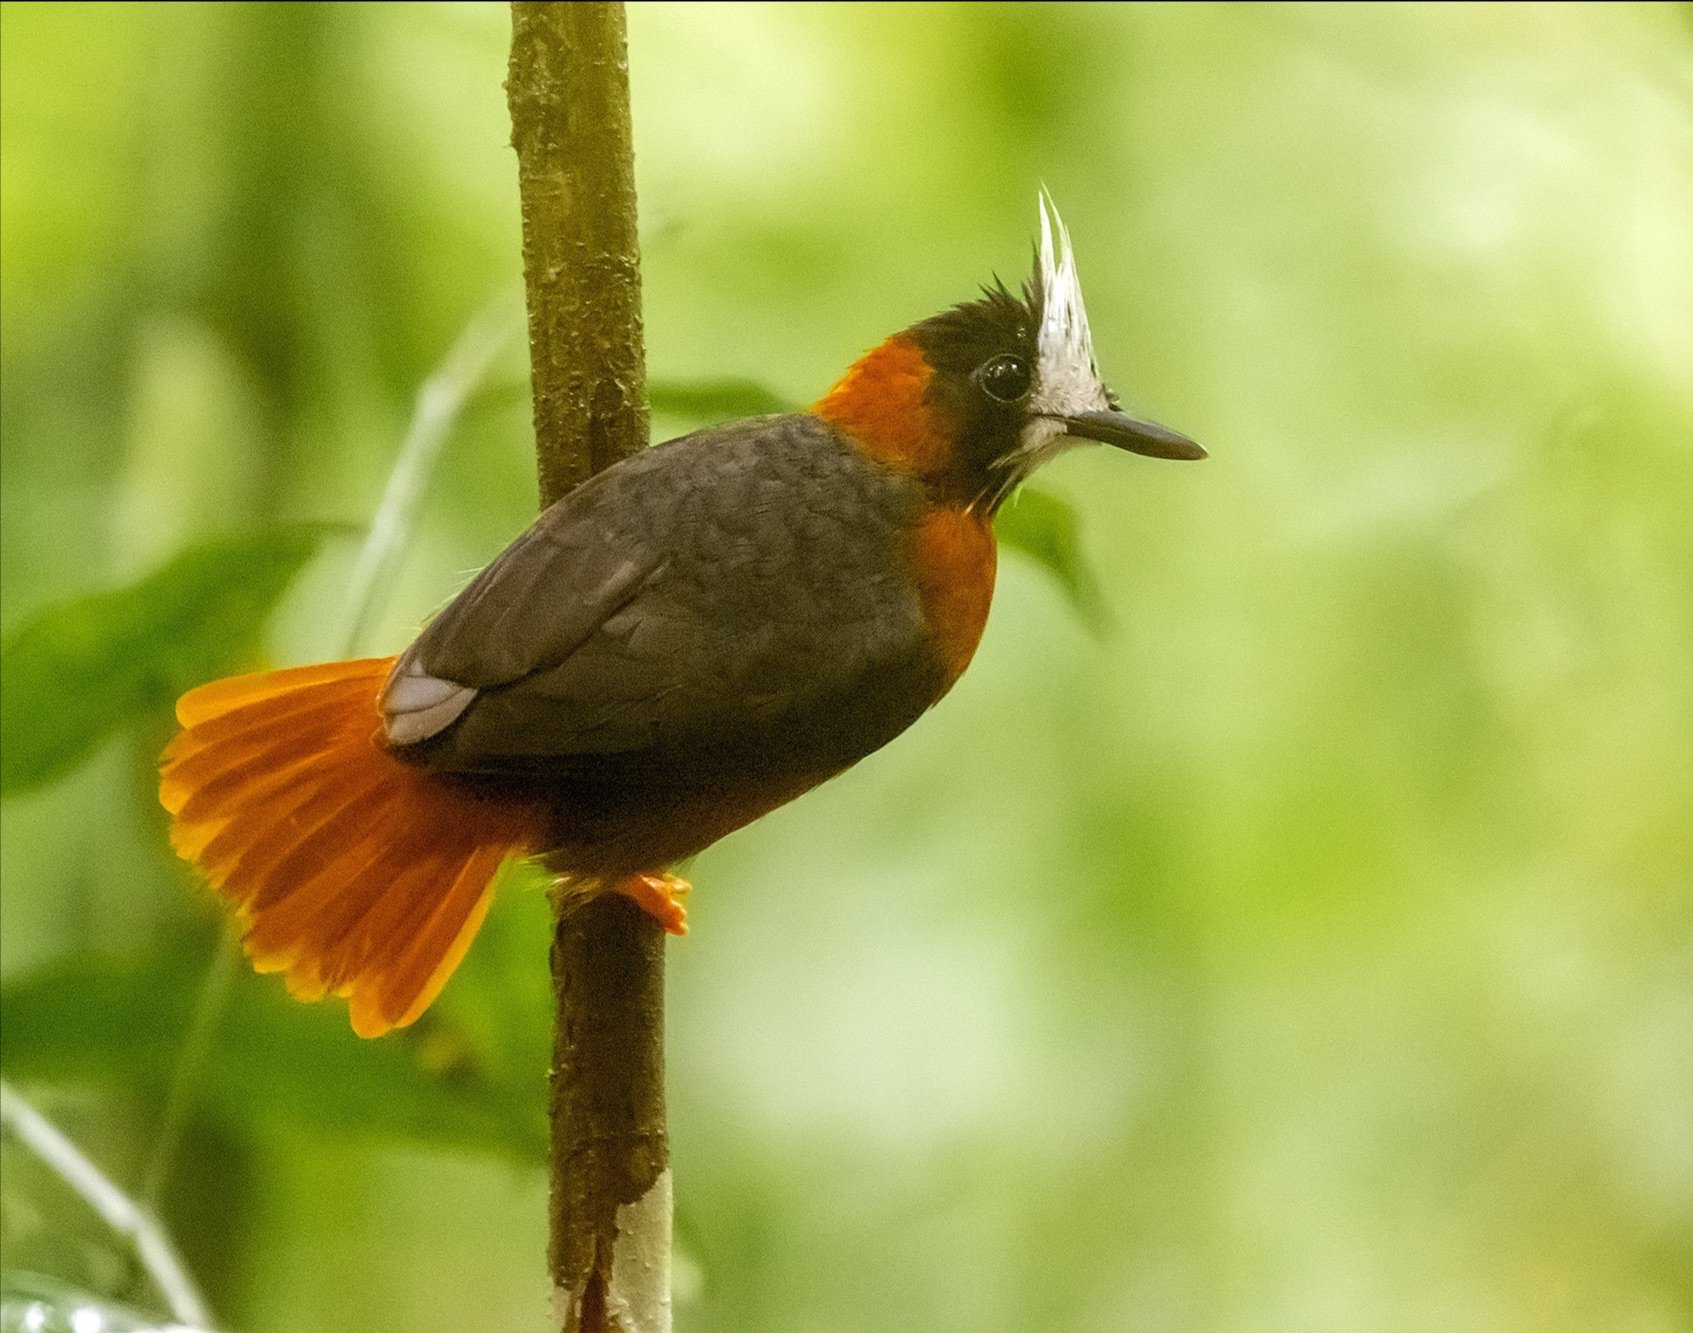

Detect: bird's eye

[978,354,1031,403]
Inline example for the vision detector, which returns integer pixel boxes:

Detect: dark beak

[1056,408,1206,461]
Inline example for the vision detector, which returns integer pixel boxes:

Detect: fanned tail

[160,657,546,1037]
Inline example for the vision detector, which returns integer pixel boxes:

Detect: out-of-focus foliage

[0,939,540,1160]
[0,528,334,795]
[647,377,797,421]
[995,488,1106,629]
[2,4,1690,1332]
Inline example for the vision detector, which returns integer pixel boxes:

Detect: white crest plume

[1030,191,1110,419]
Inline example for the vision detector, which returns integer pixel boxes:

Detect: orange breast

[909,505,997,690]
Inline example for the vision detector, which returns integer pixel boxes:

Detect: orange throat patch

[814,334,950,478]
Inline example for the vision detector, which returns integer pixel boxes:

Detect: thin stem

[340,295,520,656]
[1,1079,215,1330]
[137,928,238,1212]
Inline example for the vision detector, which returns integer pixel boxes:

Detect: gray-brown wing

[382,414,936,771]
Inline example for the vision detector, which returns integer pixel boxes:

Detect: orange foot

[614,872,692,936]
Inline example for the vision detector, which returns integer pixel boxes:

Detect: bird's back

[390,413,994,881]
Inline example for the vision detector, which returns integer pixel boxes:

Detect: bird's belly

[530,666,943,882]
[542,756,837,884]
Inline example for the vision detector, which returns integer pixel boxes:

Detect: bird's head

[817,194,1203,512]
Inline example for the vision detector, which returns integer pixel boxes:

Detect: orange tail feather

[160,657,546,1037]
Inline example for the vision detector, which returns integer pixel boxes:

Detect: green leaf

[648,377,797,421]
[994,487,1106,629]
[0,527,336,797]
[0,948,544,1161]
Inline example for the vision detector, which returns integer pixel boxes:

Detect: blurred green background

[3,3,1691,1330]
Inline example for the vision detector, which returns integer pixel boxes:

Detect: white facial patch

[1029,193,1110,423]
[980,194,1121,508]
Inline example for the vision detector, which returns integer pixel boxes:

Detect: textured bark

[506,5,669,1331]
[509,1,648,507]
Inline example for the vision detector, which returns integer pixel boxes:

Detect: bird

[159,196,1204,1038]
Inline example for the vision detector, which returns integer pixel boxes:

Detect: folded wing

[384,414,940,774]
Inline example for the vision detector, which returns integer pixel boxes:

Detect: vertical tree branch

[507,6,669,1332]
[510,1,648,506]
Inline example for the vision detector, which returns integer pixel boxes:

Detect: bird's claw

[615,871,691,936]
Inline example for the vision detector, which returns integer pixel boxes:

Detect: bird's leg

[613,871,691,936]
